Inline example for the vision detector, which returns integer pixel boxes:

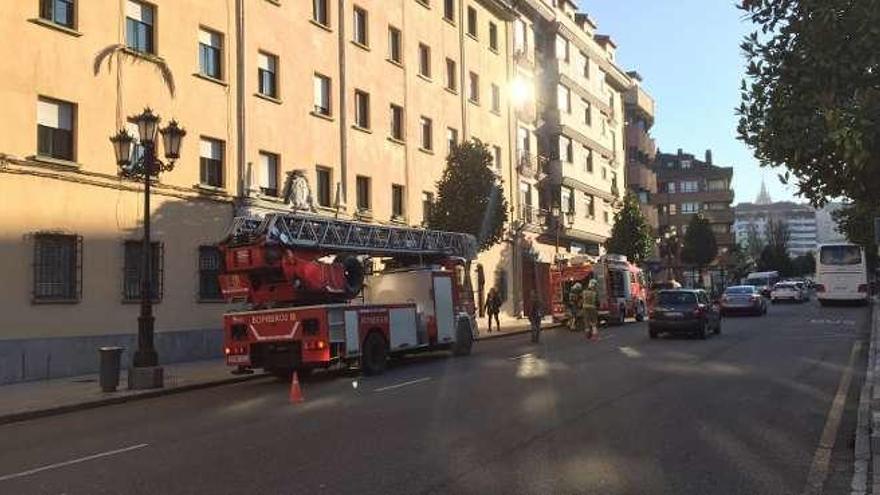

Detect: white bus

[816,243,868,305]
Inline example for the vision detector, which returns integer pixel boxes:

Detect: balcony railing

[513,49,535,69]
[517,152,546,180]
[519,205,547,227]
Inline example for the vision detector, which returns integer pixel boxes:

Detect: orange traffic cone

[289,371,304,403]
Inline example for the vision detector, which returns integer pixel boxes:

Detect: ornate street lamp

[110,108,186,389]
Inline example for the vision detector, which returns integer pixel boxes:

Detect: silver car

[720,285,767,316]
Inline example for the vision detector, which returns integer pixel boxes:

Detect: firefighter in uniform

[582,279,600,340]
[568,283,584,332]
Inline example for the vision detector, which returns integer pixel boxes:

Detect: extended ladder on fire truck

[224,212,477,260]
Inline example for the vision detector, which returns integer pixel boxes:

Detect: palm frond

[93,44,124,75]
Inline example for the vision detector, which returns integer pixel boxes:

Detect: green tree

[791,252,816,277]
[744,223,765,265]
[737,0,880,205]
[427,139,509,252]
[681,214,718,283]
[606,193,654,264]
[832,202,879,273]
[728,243,754,284]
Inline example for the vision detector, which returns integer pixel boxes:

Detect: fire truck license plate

[227,355,249,365]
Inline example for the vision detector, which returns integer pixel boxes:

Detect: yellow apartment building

[0,0,634,383]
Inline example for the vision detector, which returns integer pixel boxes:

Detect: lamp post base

[128,365,164,390]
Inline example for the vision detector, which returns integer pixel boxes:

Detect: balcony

[703,208,735,224]
[517,152,546,180]
[513,48,536,71]
[625,126,657,159]
[626,162,657,194]
[519,204,548,229]
[624,85,655,120]
[652,189,735,205]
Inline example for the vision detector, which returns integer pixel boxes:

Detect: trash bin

[98,346,124,392]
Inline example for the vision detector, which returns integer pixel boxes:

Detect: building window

[467,6,477,37]
[313,73,331,115]
[257,52,278,98]
[40,0,75,28]
[37,97,75,161]
[353,6,368,46]
[561,187,574,215]
[123,240,163,302]
[354,90,370,129]
[668,204,678,215]
[198,246,223,301]
[126,1,154,54]
[559,135,573,163]
[469,72,479,103]
[33,233,80,302]
[583,100,591,125]
[681,202,700,213]
[443,0,455,22]
[681,159,692,169]
[356,175,371,211]
[708,179,728,191]
[555,34,569,62]
[666,182,677,193]
[390,104,404,141]
[517,126,530,156]
[198,28,223,80]
[422,191,434,223]
[316,166,332,207]
[514,19,528,54]
[491,84,500,113]
[258,151,279,197]
[603,210,610,224]
[445,58,457,91]
[392,184,405,218]
[313,0,329,27]
[585,194,595,218]
[489,22,498,51]
[388,26,402,63]
[602,167,607,180]
[493,145,502,170]
[681,180,699,193]
[582,52,590,78]
[418,43,431,78]
[447,127,458,154]
[199,138,224,187]
[420,117,433,151]
[584,147,593,172]
[557,84,571,113]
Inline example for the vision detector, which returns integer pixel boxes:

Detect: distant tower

[756,179,772,205]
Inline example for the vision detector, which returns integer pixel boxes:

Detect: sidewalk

[851,299,877,495]
[0,359,267,426]
[475,316,561,340]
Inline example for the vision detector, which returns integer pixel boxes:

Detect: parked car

[720,285,767,316]
[771,282,805,303]
[649,289,721,339]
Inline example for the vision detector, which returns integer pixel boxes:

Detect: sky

[583,0,799,205]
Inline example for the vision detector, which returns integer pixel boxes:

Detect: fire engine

[549,254,647,326]
[217,212,478,377]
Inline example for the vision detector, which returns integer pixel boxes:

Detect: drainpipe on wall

[458,0,468,139]
[337,0,349,210]
[235,0,246,199]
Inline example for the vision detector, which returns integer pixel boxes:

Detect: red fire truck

[217,212,478,377]
[549,254,647,326]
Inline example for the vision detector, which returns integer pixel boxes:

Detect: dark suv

[649,289,721,339]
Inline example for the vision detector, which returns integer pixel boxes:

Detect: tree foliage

[737,0,880,204]
[427,139,509,252]
[744,224,766,264]
[681,214,718,269]
[791,252,816,277]
[832,201,879,272]
[728,243,755,283]
[606,193,654,264]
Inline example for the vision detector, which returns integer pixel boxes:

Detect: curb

[0,372,270,427]
[476,323,562,341]
[854,299,878,495]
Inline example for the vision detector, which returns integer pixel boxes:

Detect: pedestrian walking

[485,287,501,333]
[582,278,600,341]
[529,290,544,343]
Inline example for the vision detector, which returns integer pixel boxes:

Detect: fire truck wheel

[361,332,388,376]
[452,319,474,356]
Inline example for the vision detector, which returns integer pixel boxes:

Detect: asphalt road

[0,299,870,495]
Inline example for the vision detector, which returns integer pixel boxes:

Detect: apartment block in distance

[654,149,736,259]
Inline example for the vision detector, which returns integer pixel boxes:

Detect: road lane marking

[619,346,642,358]
[373,377,432,392]
[0,443,149,483]
[803,340,861,495]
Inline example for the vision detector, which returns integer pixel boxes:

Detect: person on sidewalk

[485,287,501,333]
[568,283,584,332]
[529,290,544,343]
[582,278,600,341]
